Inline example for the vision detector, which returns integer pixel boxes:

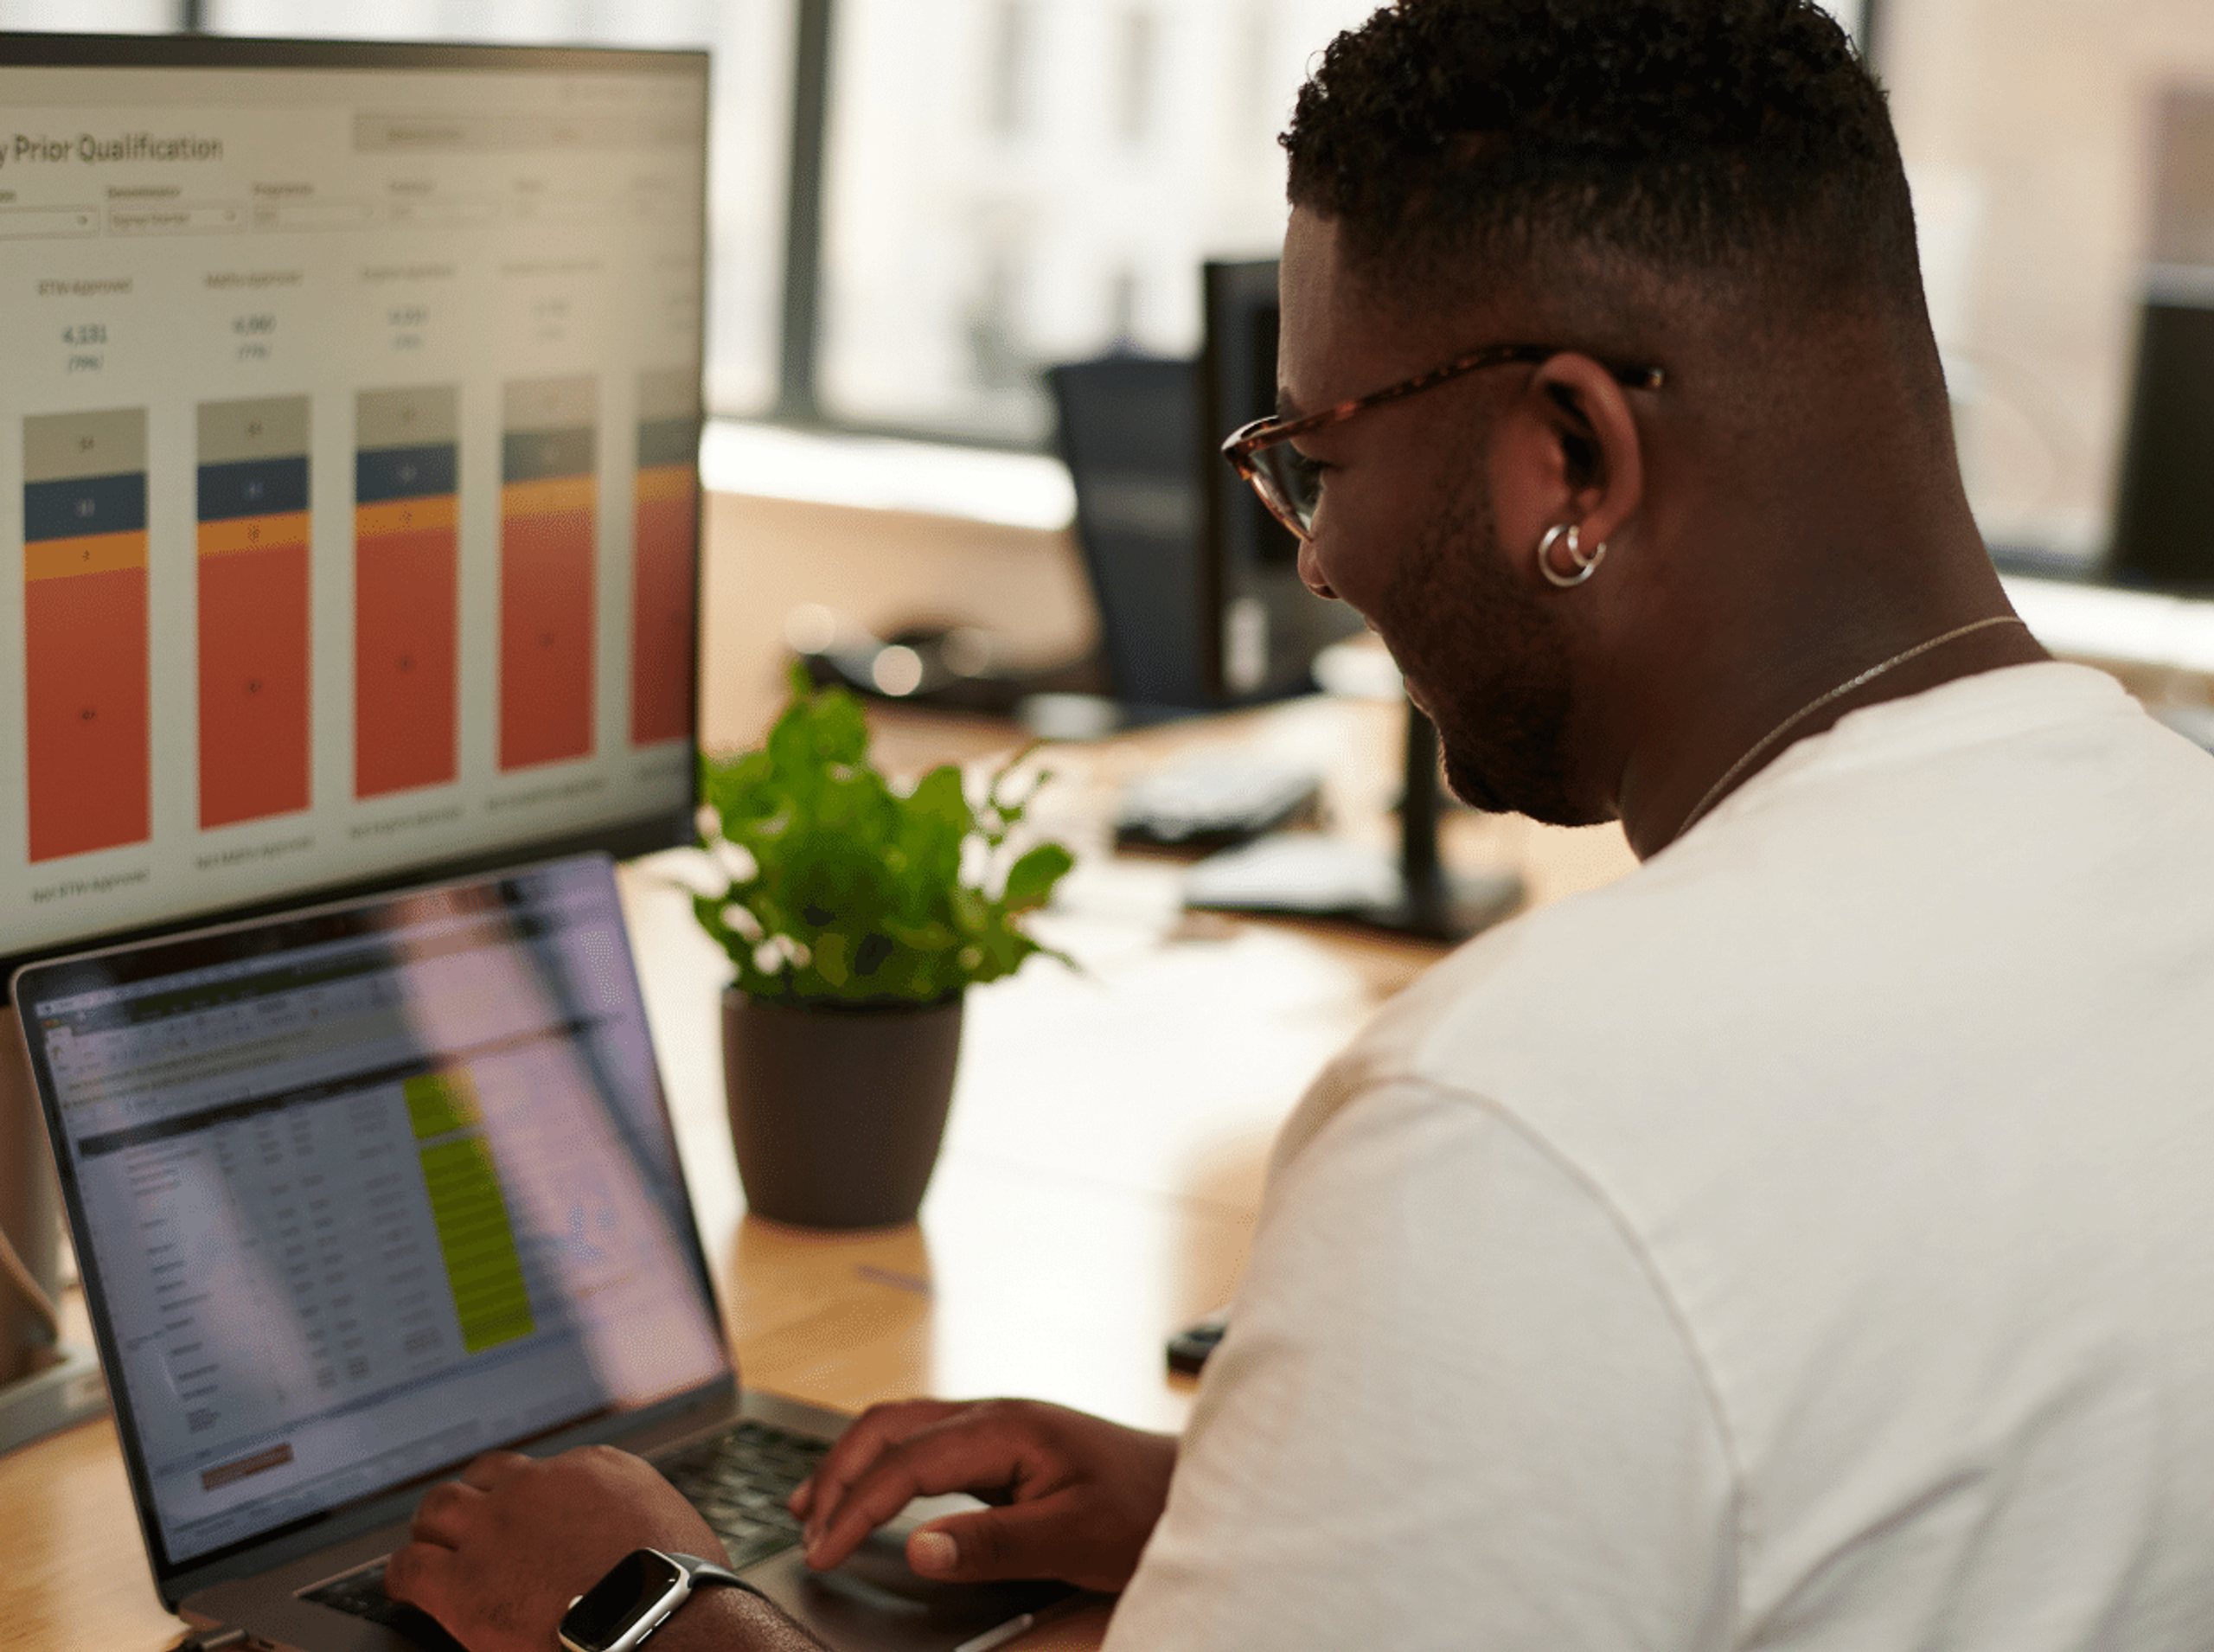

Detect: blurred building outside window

[0,0,173,29]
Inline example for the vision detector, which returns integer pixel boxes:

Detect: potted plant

[693,666,1075,1228]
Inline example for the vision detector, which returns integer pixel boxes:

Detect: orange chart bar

[198,532,310,828]
[25,556,150,862]
[500,471,596,772]
[355,493,459,799]
[198,408,313,829]
[630,463,695,746]
[22,410,150,862]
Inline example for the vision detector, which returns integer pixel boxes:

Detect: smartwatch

[558,1548,764,1652]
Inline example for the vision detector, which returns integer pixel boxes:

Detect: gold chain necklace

[1670,614,2028,845]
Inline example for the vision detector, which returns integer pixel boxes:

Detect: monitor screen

[1046,353,1212,714]
[0,33,707,979]
[2107,285,2214,593]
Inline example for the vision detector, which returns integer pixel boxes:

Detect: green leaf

[1001,842,1074,913]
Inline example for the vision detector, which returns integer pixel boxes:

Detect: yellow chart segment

[355,495,459,538]
[406,1070,481,1137]
[408,1072,534,1355]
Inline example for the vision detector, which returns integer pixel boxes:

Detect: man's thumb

[905,1505,1049,1580]
[907,1526,962,1576]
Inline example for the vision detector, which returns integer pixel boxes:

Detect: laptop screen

[15,855,726,1569]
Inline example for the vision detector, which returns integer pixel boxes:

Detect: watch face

[560,1550,689,1652]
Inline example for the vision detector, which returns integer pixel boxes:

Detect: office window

[0,0,173,28]
[1117,9,1157,145]
[816,0,1381,445]
[1884,0,2214,560]
[983,0,1031,138]
[203,0,794,414]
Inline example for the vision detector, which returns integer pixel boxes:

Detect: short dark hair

[1283,0,1923,323]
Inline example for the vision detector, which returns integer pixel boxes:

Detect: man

[389,0,2214,1646]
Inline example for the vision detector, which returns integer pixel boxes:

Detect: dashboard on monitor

[0,32,708,981]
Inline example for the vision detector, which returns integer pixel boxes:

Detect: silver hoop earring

[1538,523,1606,588]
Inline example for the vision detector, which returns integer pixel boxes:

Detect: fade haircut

[1283,0,1926,332]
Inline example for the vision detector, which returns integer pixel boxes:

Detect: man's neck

[1614,607,2051,859]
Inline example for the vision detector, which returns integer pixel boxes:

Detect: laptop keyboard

[656,1417,830,1569]
[303,1418,829,1647]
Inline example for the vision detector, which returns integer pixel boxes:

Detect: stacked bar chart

[22,410,150,861]
[500,377,598,771]
[355,387,460,800]
[197,396,311,829]
[630,370,700,748]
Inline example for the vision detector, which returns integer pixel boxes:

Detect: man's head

[1270,0,2006,848]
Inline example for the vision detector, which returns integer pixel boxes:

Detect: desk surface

[0,695,1638,1652]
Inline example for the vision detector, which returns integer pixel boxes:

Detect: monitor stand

[0,1006,106,1454]
[1182,701,1524,944]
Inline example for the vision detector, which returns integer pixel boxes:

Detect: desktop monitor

[1199,259,1365,702]
[0,31,709,981]
[1046,259,1361,720]
[2108,282,2214,592]
[1046,353,1212,715]
[0,30,710,1412]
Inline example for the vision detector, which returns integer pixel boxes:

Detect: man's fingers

[381,1540,457,1612]
[802,1411,1036,1572]
[460,1450,526,1490]
[408,1478,482,1548]
[791,1399,970,1522]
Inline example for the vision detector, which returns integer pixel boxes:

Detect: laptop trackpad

[745,1495,1070,1650]
[822,1493,1007,1600]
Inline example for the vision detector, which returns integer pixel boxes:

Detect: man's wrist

[636,1578,821,1652]
[558,1549,784,1652]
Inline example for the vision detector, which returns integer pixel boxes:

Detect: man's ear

[1488,352,1646,573]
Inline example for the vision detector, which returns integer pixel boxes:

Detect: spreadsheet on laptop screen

[24,857,725,1565]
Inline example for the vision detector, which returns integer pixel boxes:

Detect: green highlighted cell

[419,1134,534,1354]
[406,1069,482,1138]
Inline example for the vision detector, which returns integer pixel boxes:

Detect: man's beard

[1373,486,1607,828]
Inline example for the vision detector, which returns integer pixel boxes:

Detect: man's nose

[1298,538,1336,601]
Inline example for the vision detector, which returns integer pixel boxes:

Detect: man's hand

[385,1444,732,1652]
[789,1399,1176,1593]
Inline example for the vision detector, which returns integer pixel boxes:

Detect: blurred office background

[3,0,2211,570]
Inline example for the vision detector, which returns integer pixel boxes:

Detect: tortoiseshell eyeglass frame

[1219,343,1667,541]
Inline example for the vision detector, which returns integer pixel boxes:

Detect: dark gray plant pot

[721,989,963,1229]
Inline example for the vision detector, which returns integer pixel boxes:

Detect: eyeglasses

[1219,343,1667,542]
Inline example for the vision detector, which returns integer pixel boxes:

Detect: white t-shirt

[1108,663,2214,1650]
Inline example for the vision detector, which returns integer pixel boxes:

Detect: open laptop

[11,854,1064,1652]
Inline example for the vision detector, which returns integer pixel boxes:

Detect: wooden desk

[0,699,1637,1652]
